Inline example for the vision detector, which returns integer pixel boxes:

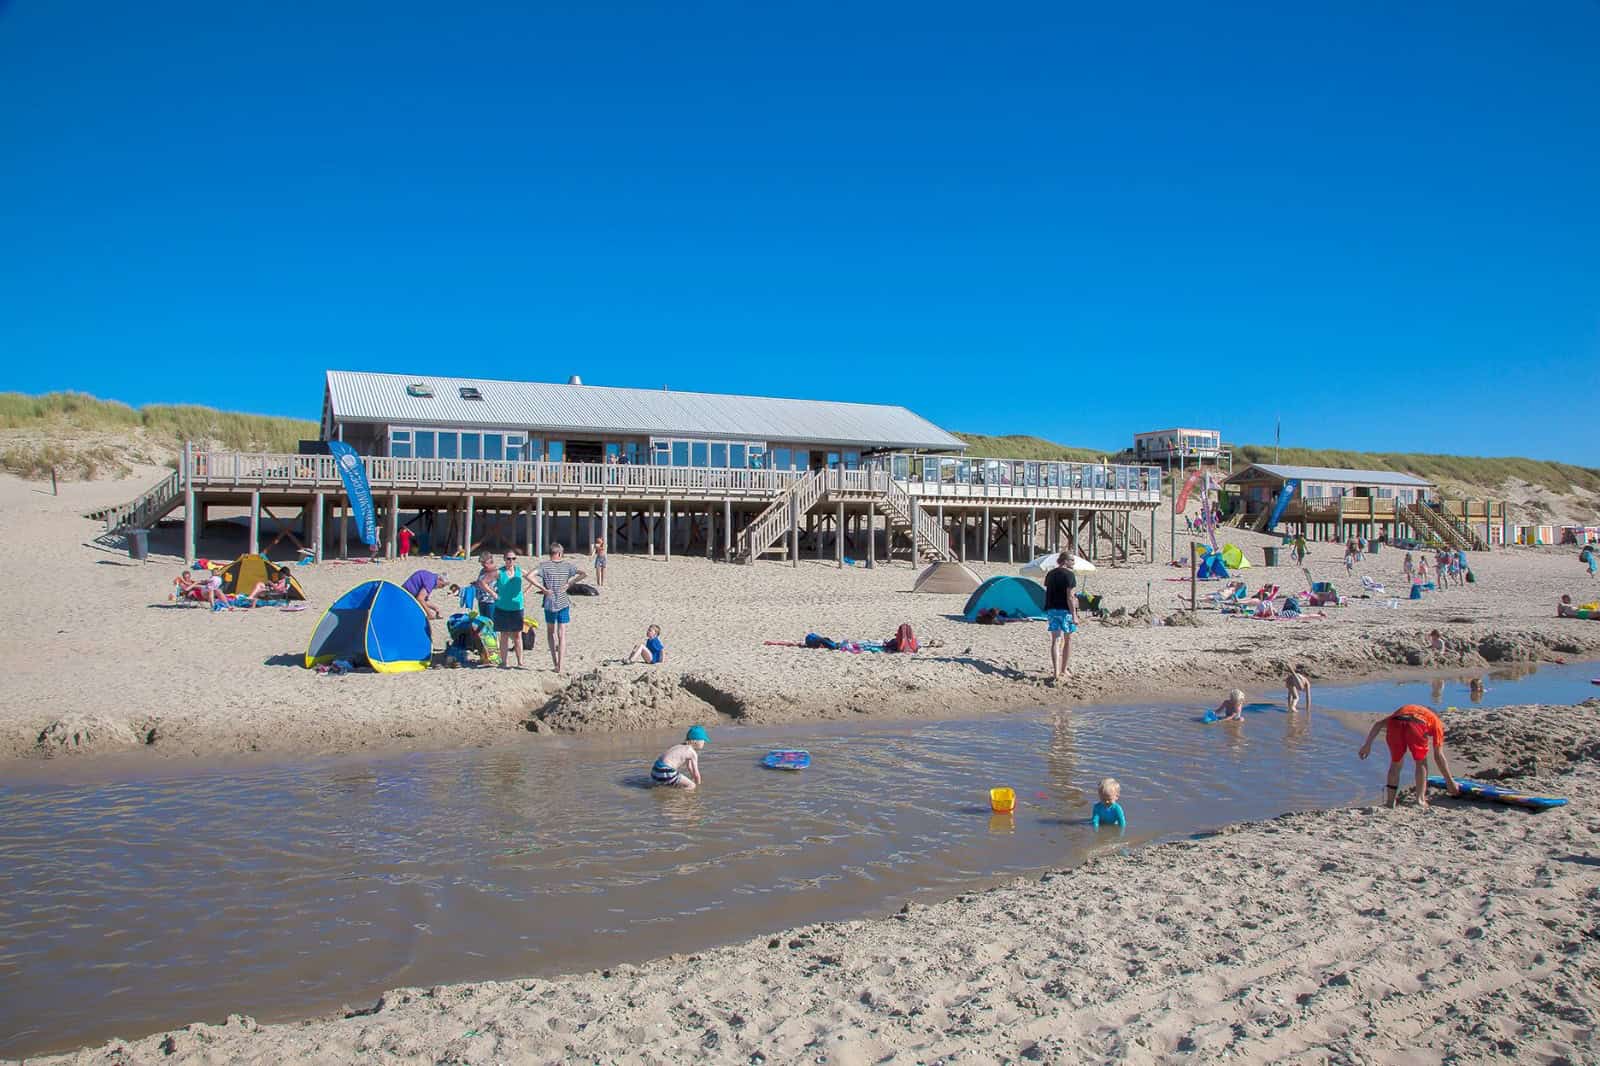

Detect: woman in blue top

[493,551,534,669]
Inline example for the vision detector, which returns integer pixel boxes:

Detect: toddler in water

[626,624,666,664]
[1211,689,1246,722]
[1090,778,1126,830]
[1285,665,1312,713]
[651,725,708,790]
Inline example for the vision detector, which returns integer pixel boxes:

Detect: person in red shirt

[398,526,415,558]
[1359,704,1461,809]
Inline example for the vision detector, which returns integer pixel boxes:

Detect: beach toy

[989,787,1016,813]
[762,749,810,771]
[1429,776,1566,810]
[1201,709,1220,723]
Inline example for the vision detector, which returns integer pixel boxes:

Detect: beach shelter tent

[1218,543,1251,571]
[304,580,432,672]
[220,553,306,600]
[1196,551,1230,580]
[912,560,984,594]
[961,576,1047,621]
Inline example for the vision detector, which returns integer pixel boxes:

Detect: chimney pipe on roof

[567,375,582,385]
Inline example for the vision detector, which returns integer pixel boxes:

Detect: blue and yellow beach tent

[961,576,1047,621]
[304,579,433,672]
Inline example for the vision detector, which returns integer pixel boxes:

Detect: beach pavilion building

[1222,463,1505,549]
[100,371,1166,567]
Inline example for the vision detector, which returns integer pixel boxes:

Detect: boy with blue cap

[651,725,709,789]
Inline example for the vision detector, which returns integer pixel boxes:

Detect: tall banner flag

[328,441,379,547]
[1265,479,1300,533]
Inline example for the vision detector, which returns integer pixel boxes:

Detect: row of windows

[390,429,529,461]
[385,428,861,470]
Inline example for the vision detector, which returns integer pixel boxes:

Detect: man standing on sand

[1043,551,1079,683]
[533,542,585,673]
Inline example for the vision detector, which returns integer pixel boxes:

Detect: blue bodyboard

[763,749,811,771]
[1429,776,1567,810]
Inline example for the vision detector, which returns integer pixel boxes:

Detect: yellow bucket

[989,787,1016,813]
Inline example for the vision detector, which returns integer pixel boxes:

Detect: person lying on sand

[1358,705,1461,809]
[625,624,665,664]
[650,725,707,790]
[1285,665,1312,712]
[244,572,293,607]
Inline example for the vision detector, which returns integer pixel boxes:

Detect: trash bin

[1261,545,1280,567]
[1368,541,1379,556]
[127,529,149,561]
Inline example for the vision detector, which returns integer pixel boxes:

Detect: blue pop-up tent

[304,580,432,672]
[962,576,1047,621]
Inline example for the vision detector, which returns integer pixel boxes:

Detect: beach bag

[887,623,918,653]
[1465,570,1475,584]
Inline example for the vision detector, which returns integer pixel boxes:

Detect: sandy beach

[4,469,1598,764]
[14,695,1599,1065]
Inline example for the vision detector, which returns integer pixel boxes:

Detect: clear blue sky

[2,2,1596,463]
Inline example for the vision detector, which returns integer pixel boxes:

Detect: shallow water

[1,660,1594,1057]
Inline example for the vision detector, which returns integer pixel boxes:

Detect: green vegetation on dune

[1232,445,1600,497]
[0,391,317,480]
[953,432,1107,462]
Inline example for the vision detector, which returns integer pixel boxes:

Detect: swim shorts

[650,759,679,785]
[493,608,524,633]
[1047,609,1077,634]
[543,606,571,625]
[1385,715,1432,761]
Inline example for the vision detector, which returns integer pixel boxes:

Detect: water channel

[2,660,1594,1057]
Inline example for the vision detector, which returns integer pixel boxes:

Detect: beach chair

[1360,575,1385,595]
[1309,581,1342,607]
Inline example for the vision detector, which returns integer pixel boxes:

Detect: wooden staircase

[1402,501,1486,552]
[1091,509,1149,563]
[88,469,184,534]
[736,469,827,563]
[875,476,954,562]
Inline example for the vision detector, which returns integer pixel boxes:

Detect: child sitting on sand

[1358,705,1461,809]
[1285,665,1312,712]
[626,624,666,664]
[1090,777,1126,830]
[650,725,708,790]
[1212,689,1246,722]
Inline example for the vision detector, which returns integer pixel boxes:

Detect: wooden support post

[1029,506,1037,558]
[313,493,324,563]
[525,506,534,556]
[982,506,990,563]
[1150,508,1156,562]
[465,495,475,555]
[601,497,609,553]
[724,498,732,560]
[248,491,261,555]
[648,507,657,558]
[790,493,799,568]
[1006,513,1014,564]
[386,494,399,559]
[339,503,349,559]
[837,500,845,568]
[535,497,545,556]
[665,498,673,560]
[866,505,875,569]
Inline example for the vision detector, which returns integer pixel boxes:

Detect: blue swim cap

[685,725,709,744]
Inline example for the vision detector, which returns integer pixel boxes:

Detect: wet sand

[5,470,1600,764]
[15,696,1600,1064]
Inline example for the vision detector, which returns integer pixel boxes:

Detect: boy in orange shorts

[1358,704,1461,809]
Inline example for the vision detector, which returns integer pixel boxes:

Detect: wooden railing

[738,469,828,562]
[884,453,1162,505]
[881,476,954,560]
[97,469,182,532]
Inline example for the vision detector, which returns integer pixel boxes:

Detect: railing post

[182,441,196,567]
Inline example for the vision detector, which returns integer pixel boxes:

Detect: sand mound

[34,714,149,755]
[533,669,726,732]
[1447,697,1600,782]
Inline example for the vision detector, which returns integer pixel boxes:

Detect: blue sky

[1,2,1596,463]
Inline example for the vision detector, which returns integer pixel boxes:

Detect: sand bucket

[989,787,1016,813]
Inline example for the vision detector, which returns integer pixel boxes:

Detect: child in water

[1285,665,1312,713]
[626,624,666,664]
[1090,778,1126,830]
[1212,689,1246,722]
[650,725,708,789]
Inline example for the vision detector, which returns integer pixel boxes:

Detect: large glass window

[438,433,458,460]
[390,430,412,459]
[795,450,811,470]
[844,450,860,471]
[415,431,435,459]
[772,447,792,471]
[653,441,669,465]
[747,447,765,469]
[485,435,503,460]
[548,440,564,462]
[671,441,689,466]
[605,442,621,463]
[730,444,746,468]
[710,443,727,468]
[500,437,516,461]
[826,451,841,470]
[691,441,708,466]
[461,434,481,460]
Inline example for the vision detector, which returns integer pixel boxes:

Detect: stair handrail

[738,468,826,561]
[99,468,183,533]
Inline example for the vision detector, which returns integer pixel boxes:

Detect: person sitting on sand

[1212,689,1246,722]
[1427,629,1444,654]
[173,569,232,610]
[244,571,293,607]
[625,624,665,664]
[650,725,708,790]
[1358,704,1461,809]
[401,569,449,620]
[1285,665,1312,712]
[1090,777,1126,830]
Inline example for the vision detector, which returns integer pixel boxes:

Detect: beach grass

[1231,445,1600,497]
[953,432,1107,463]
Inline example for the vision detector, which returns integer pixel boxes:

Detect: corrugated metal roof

[1225,463,1434,488]
[324,370,967,451]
